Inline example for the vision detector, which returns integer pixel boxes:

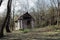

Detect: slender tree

[12,1,15,31]
[57,0,60,26]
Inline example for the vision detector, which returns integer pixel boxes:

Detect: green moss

[23,29,30,33]
[19,29,30,33]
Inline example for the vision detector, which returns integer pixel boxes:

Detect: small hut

[15,12,35,30]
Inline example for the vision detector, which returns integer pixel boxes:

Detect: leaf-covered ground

[1,26,60,40]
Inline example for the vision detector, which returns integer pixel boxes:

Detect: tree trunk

[0,0,12,37]
[12,5,15,31]
[6,15,11,32]
[0,0,3,6]
[57,0,60,26]
[6,0,12,32]
[0,0,3,37]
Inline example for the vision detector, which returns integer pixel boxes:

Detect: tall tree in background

[0,0,12,37]
[35,0,46,27]
[12,0,15,30]
[47,0,60,26]
[49,0,55,26]
[57,0,60,26]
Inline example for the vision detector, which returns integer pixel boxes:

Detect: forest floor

[1,25,60,40]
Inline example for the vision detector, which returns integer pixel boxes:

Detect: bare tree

[49,0,58,26]
[0,0,12,37]
[12,0,15,30]
[57,0,60,26]
[50,0,60,26]
[6,0,12,32]
[0,0,3,6]
[35,0,47,27]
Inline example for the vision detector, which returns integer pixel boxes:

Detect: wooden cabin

[15,12,35,30]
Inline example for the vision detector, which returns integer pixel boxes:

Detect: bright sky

[0,0,51,16]
[0,0,8,15]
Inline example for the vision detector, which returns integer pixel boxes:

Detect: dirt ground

[1,27,60,40]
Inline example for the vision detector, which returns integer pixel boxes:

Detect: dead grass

[2,25,60,40]
[33,25,60,32]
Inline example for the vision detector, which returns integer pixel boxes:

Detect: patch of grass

[19,29,30,33]
[55,30,60,32]
[19,29,24,31]
[23,29,30,33]
[47,25,60,30]
[19,29,24,32]
[42,32,59,35]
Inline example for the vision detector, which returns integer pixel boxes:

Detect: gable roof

[14,12,36,21]
[18,12,34,20]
